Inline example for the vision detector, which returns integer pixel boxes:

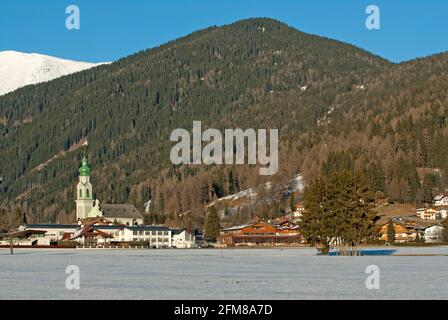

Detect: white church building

[75,155,144,225]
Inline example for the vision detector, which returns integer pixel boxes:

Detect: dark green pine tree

[302,177,333,254]
[442,218,448,243]
[422,175,434,204]
[346,172,377,250]
[414,233,423,244]
[204,205,221,242]
[303,171,377,255]
[289,193,296,212]
[387,219,395,244]
[327,171,376,255]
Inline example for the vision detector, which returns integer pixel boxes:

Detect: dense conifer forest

[1,18,447,228]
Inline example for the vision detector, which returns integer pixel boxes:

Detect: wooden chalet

[377,220,422,243]
[69,225,113,245]
[218,222,302,247]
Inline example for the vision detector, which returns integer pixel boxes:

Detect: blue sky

[0,0,447,63]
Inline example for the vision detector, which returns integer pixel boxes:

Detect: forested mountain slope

[298,52,448,203]
[0,18,446,227]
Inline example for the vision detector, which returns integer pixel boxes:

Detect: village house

[217,221,302,247]
[434,194,448,207]
[24,224,79,243]
[64,224,173,248]
[268,217,300,232]
[68,225,113,246]
[292,202,305,220]
[417,208,439,220]
[172,229,196,248]
[423,225,446,243]
[0,229,49,247]
[377,220,422,243]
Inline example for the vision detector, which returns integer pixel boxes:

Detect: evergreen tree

[387,219,395,244]
[422,175,434,204]
[204,205,221,242]
[327,171,376,255]
[302,171,377,255]
[442,218,448,243]
[414,233,423,244]
[302,176,332,254]
[289,193,296,212]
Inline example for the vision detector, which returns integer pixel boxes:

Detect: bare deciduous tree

[0,207,23,255]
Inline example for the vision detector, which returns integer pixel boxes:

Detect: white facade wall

[0,236,50,246]
[435,196,448,207]
[95,227,172,248]
[424,226,445,243]
[24,225,78,242]
[419,210,438,220]
[173,230,196,248]
[22,225,185,248]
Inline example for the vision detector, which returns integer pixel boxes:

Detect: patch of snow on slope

[292,174,305,192]
[0,51,108,96]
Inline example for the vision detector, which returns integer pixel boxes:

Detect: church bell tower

[75,155,93,220]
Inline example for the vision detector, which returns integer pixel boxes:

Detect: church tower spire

[75,154,93,220]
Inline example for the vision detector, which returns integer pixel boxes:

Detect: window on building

[79,189,83,198]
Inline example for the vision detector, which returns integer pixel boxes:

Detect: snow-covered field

[1,247,447,300]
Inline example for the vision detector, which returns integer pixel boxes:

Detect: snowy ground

[1,247,447,300]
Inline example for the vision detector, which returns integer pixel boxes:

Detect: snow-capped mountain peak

[0,50,107,96]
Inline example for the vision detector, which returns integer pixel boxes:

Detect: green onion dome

[79,155,90,176]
